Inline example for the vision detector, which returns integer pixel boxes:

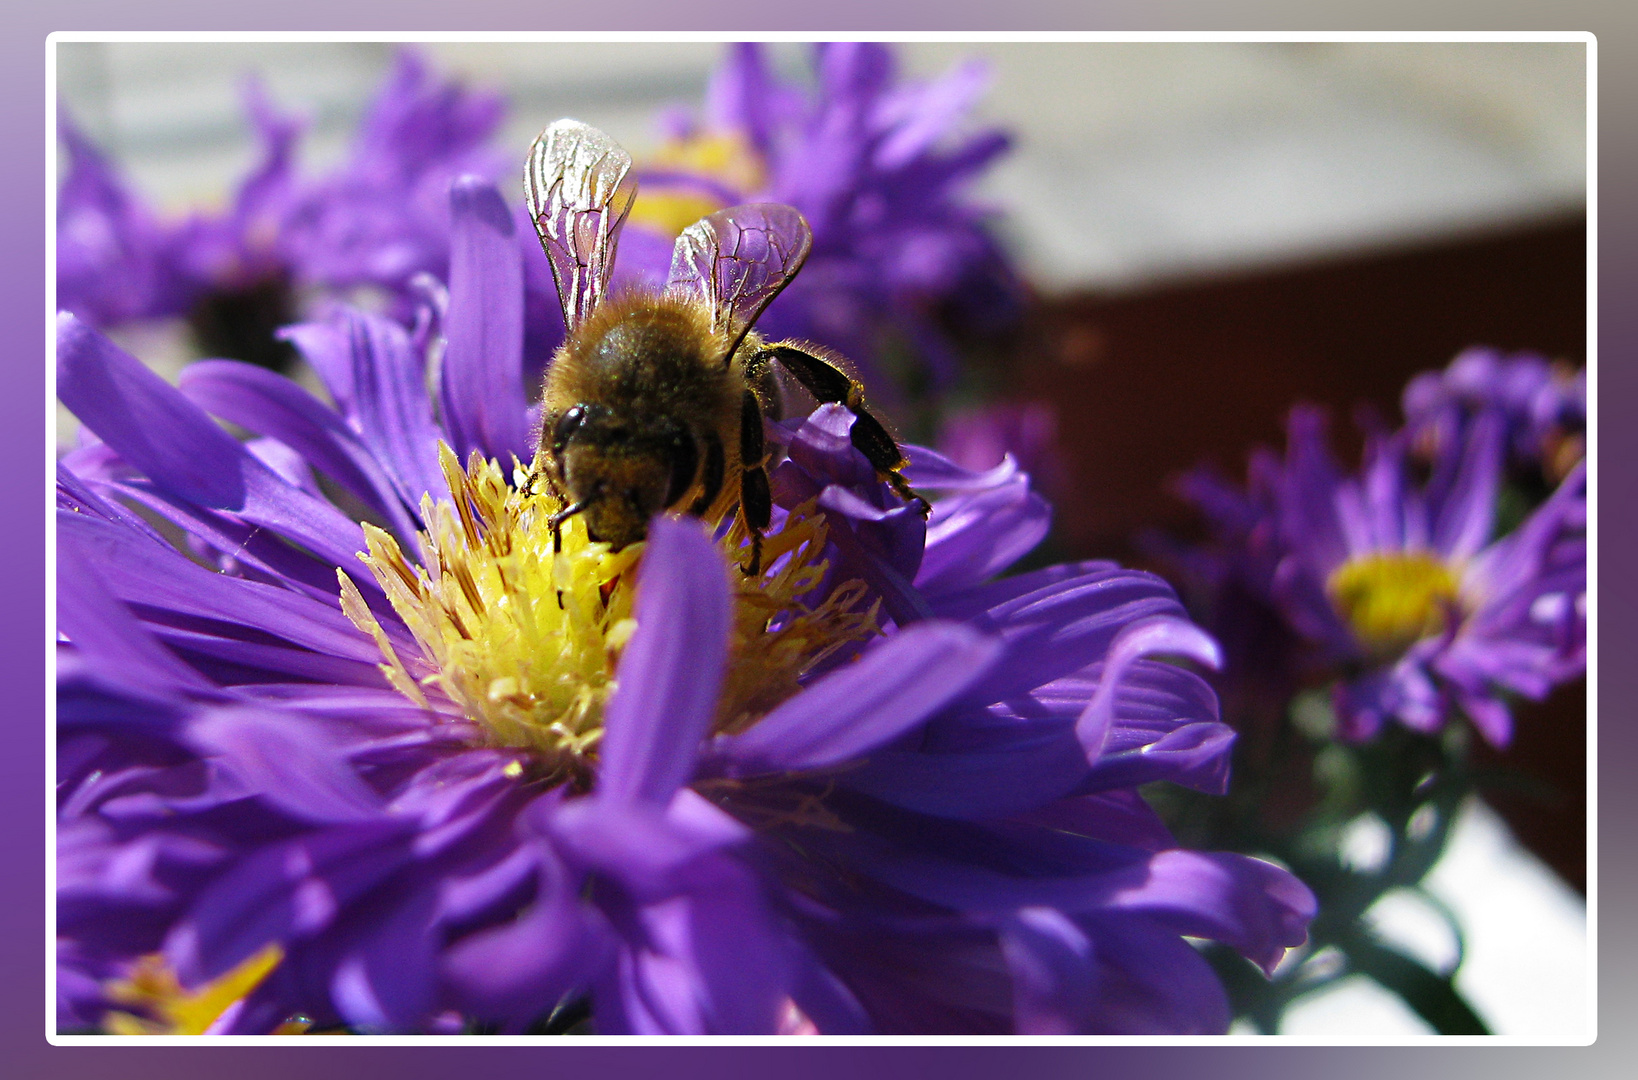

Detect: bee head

[549,405,700,550]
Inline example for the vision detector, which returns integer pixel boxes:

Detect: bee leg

[738,389,772,576]
[755,343,931,518]
[548,496,599,609]
[742,346,784,422]
[548,497,595,554]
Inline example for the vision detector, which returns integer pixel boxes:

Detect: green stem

[1337,932,1490,1035]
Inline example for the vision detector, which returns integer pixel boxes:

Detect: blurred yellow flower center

[1326,551,1462,655]
[340,444,877,786]
[102,944,306,1035]
[628,131,768,238]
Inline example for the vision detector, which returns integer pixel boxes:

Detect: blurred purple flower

[605,42,1024,404]
[1179,404,1585,747]
[273,51,509,309]
[56,49,506,365]
[61,42,1021,419]
[56,170,1309,1034]
[937,400,1069,503]
[1402,347,1586,481]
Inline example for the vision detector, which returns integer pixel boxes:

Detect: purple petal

[434,841,538,931]
[1013,791,1176,852]
[1361,434,1411,551]
[1452,684,1515,748]
[280,320,354,414]
[596,854,789,1034]
[1075,617,1221,760]
[231,78,302,230]
[59,511,389,665]
[1278,405,1350,573]
[57,314,366,569]
[57,462,167,544]
[927,558,1122,623]
[914,476,1051,594]
[247,437,320,497]
[329,885,438,1031]
[904,442,1024,492]
[855,841,1312,977]
[56,537,215,698]
[789,951,871,1035]
[1464,460,1585,606]
[1079,912,1230,1034]
[134,620,389,688]
[441,176,529,463]
[844,635,1228,818]
[954,567,1190,704]
[384,752,529,858]
[704,43,784,153]
[873,58,990,172]
[441,842,608,1029]
[1075,719,1237,796]
[999,907,1096,1035]
[65,450,366,604]
[56,109,183,324]
[840,713,1091,821]
[546,790,749,903]
[332,309,447,512]
[710,621,1001,775]
[165,820,415,986]
[598,516,730,806]
[178,359,419,541]
[817,41,894,107]
[1101,850,1316,976]
[1432,410,1503,558]
[182,707,387,825]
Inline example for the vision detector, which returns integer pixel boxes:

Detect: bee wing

[665,203,813,356]
[525,119,638,332]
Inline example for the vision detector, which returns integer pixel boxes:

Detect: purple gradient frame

[13,3,1622,1075]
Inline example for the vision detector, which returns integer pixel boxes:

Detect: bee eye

[663,431,699,509]
[551,406,588,455]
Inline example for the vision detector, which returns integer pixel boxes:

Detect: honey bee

[524,119,925,574]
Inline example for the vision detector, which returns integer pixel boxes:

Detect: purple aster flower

[605,42,1024,406]
[56,49,506,368]
[1179,403,1585,748]
[1402,346,1586,482]
[56,166,1309,1034]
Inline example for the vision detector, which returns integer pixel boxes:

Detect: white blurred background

[52,39,1590,1041]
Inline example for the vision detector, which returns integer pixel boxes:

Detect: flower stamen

[341,444,879,786]
[1326,551,1462,656]
[102,945,300,1035]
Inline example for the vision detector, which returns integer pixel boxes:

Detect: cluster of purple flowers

[1403,346,1587,482]
[59,44,1022,422]
[1175,352,1586,748]
[608,42,1024,405]
[56,129,1313,1030]
[57,50,507,361]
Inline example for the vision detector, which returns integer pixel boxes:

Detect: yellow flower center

[1326,551,1462,655]
[102,944,307,1035]
[340,444,878,787]
[628,131,768,238]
